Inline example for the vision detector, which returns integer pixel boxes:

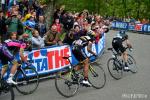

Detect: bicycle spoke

[127,54,137,73]
[88,63,106,89]
[55,71,79,98]
[107,58,123,80]
[15,67,39,95]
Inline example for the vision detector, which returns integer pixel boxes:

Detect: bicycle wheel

[15,67,39,95]
[0,81,15,100]
[88,62,106,89]
[127,54,137,73]
[107,58,123,80]
[55,70,79,98]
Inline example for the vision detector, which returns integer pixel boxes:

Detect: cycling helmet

[118,30,128,40]
[119,30,126,35]
[87,30,96,40]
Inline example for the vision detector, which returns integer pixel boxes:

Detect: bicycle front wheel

[88,62,106,89]
[127,54,137,73]
[0,81,15,100]
[15,67,39,95]
[55,70,79,98]
[107,58,123,80]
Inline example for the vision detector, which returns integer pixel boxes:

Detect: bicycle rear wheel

[107,58,123,80]
[88,62,106,89]
[0,81,15,100]
[127,54,137,73]
[15,67,39,95]
[55,70,79,98]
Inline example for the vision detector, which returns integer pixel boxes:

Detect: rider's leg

[83,58,89,80]
[2,46,18,84]
[123,51,128,63]
[122,51,129,70]
[10,61,18,77]
[1,64,9,78]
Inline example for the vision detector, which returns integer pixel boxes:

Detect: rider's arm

[126,39,132,48]
[87,41,96,56]
[19,48,27,62]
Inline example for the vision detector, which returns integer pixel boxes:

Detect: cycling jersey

[72,36,92,50]
[4,39,26,50]
[72,36,92,61]
[0,39,26,65]
[112,36,126,53]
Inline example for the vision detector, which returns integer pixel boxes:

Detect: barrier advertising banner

[111,21,150,33]
[1,33,105,78]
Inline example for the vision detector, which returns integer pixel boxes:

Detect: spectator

[22,9,34,22]
[63,28,75,45]
[24,16,36,37]
[73,25,81,40]
[5,11,22,36]
[0,10,7,42]
[52,18,62,33]
[32,30,44,48]
[8,32,18,40]
[62,12,74,32]
[44,25,63,46]
[37,16,47,37]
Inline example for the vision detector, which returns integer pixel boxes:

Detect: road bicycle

[14,60,39,95]
[107,47,137,80]
[55,56,106,97]
[1,60,39,95]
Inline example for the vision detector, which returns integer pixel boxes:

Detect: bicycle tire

[88,62,106,89]
[55,70,79,98]
[0,81,15,100]
[127,54,137,73]
[15,67,39,95]
[107,58,123,80]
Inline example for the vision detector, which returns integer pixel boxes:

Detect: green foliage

[39,0,149,19]
[54,0,149,19]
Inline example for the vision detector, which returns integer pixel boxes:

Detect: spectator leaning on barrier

[31,30,44,48]
[63,28,75,45]
[44,25,63,46]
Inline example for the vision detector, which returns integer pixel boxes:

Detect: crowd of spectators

[0,0,109,49]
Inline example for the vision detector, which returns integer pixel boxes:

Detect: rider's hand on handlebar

[93,54,98,58]
[25,61,32,66]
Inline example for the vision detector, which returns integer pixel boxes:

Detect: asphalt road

[14,30,150,100]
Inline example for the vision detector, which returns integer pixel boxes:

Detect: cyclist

[72,30,97,86]
[0,35,32,85]
[112,30,132,71]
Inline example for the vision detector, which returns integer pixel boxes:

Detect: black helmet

[119,30,126,35]
[87,30,96,39]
